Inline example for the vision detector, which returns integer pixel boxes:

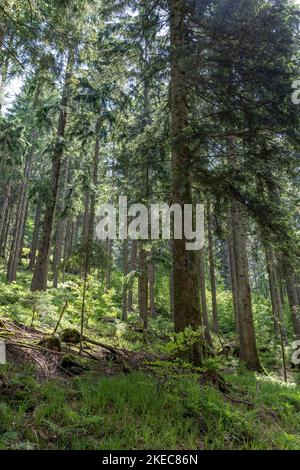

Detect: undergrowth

[1,363,300,450]
[0,265,300,450]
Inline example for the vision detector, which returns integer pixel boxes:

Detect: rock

[60,354,90,373]
[60,328,81,344]
[39,336,61,352]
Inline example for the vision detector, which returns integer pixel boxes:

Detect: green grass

[1,363,300,450]
[1,264,300,450]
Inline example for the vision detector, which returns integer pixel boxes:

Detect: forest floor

[1,268,300,450]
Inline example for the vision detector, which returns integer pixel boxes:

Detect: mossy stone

[60,354,90,373]
[60,328,81,344]
[39,336,61,352]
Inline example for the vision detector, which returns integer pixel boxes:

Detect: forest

[1,0,300,453]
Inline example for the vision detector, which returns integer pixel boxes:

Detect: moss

[39,335,61,351]
[60,354,91,374]
[60,329,81,344]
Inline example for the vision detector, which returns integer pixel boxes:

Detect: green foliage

[1,362,300,450]
[214,290,236,334]
[1,0,300,452]
[159,328,202,357]
[0,266,299,450]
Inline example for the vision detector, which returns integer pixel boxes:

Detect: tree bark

[105,238,113,293]
[227,237,240,334]
[0,203,14,259]
[138,244,148,329]
[83,116,101,277]
[127,239,137,311]
[18,198,29,263]
[31,47,74,291]
[122,239,129,321]
[52,220,65,287]
[230,201,262,371]
[148,261,155,317]
[207,202,219,333]
[0,180,11,255]
[28,201,42,270]
[264,243,281,338]
[169,239,175,321]
[6,154,33,282]
[82,192,90,252]
[282,256,300,340]
[198,248,213,347]
[295,276,300,306]
[61,220,72,278]
[52,157,70,287]
[169,0,203,364]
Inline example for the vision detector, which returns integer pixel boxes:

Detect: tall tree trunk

[31,48,74,291]
[207,202,219,333]
[231,201,262,371]
[79,117,101,344]
[169,0,203,364]
[227,236,240,334]
[138,244,148,330]
[294,276,300,305]
[83,116,101,276]
[18,199,29,263]
[169,269,175,321]
[122,239,128,321]
[105,238,113,293]
[29,201,42,270]
[127,239,137,311]
[169,239,175,321]
[1,203,14,259]
[148,261,155,317]
[0,180,11,255]
[82,192,90,252]
[52,221,65,288]
[6,154,33,282]
[62,220,72,279]
[282,256,300,340]
[221,241,230,290]
[77,121,100,346]
[198,248,213,347]
[53,157,70,287]
[264,242,281,338]
[73,218,80,250]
